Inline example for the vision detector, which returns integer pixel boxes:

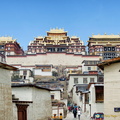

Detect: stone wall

[0,69,13,120]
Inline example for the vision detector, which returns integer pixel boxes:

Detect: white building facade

[6,53,100,66]
[12,84,52,120]
[98,57,120,120]
[68,74,98,94]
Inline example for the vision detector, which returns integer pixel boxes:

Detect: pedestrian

[74,103,77,109]
[77,109,81,120]
[71,105,74,111]
[78,106,81,111]
[59,113,63,120]
[73,107,77,118]
[68,106,71,112]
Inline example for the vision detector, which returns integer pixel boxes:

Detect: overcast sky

[0,0,120,50]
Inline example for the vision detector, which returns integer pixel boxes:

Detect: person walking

[72,103,78,118]
[59,113,63,120]
[78,106,81,111]
[73,107,77,118]
[77,109,81,120]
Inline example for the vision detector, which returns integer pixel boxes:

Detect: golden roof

[47,28,67,33]
[90,34,120,39]
[36,36,43,39]
[0,36,16,42]
[71,36,79,39]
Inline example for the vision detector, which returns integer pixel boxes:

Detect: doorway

[16,104,29,120]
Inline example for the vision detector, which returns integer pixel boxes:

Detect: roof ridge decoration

[90,34,120,38]
[47,28,67,33]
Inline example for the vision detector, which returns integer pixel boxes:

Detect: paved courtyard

[64,112,91,120]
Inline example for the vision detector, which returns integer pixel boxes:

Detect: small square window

[51,95,54,99]
[112,47,115,51]
[90,78,94,83]
[83,78,87,83]
[104,47,107,51]
[108,47,111,51]
[88,67,91,70]
[23,70,27,75]
[8,47,10,50]
[74,78,78,84]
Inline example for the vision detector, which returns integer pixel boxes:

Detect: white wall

[19,70,31,79]
[72,83,104,117]
[68,75,97,93]
[72,86,82,107]
[32,87,52,120]
[12,87,33,101]
[19,69,34,83]
[6,53,100,66]
[34,69,52,76]
[12,86,52,120]
[104,63,120,120]
[89,84,104,117]
[82,65,98,72]
[50,90,61,100]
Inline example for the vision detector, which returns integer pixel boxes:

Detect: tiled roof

[98,57,120,70]
[12,83,51,91]
[0,62,18,70]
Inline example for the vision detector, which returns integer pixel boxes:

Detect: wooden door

[16,104,28,120]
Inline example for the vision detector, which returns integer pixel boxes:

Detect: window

[51,95,54,99]
[74,78,78,84]
[23,70,27,75]
[90,78,94,83]
[8,47,10,50]
[83,78,87,83]
[112,47,115,51]
[100,48,102,51]
[95,86,104,103]
[85,61,88,65]
[88,67,91,70]
[7,52,10,55]
[98,77,104,82]
[104,47,115,52]
[117,53,119,56]
[108,47,111,51]
[96,48,99,51]
[0,46,4,49]
[90,61,92,64]
[117,48,119,51]
[104,47,107,51]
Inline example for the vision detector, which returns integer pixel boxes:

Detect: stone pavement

[63,112,91,120]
